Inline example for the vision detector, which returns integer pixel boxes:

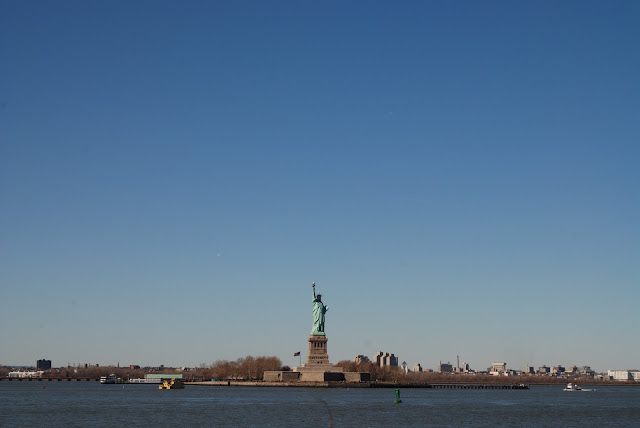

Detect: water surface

[1,382,638,427]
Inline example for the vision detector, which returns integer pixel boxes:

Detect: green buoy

[394,388,402,403]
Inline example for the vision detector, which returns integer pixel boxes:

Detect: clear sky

[1,0,638,373]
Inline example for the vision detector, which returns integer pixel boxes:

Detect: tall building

[413,363,423,372]
[491,362,506,373]
[36,359,51,370]
[374,351,398,368]
[384,353,398,367]
[438,361,453,373]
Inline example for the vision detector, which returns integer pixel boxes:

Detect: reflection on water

[0,383,639,427]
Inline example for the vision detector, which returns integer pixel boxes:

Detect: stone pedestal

[306,334,329,366]
[292,334,344,376]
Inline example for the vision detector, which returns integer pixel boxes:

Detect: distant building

[37,359,51,370]
[353,355,370,365]
[538,365,550,374]
[400,361,409,374]
[551,365,565,375]
[490,362,506,375]
[461,362,470,373]
[608,370,640,381]
[578,366,595,377]
[374,351,398,368]
[438,362,453,373]
[524,365,535,374]
[386,354,398,367]
[129,365,141,370]
[608,370,630,381]
[413,363,422,373]
[145,374,184,380]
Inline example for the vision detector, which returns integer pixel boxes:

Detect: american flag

[293,351,300,357]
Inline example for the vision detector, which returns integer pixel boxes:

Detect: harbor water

[1,382,639,427]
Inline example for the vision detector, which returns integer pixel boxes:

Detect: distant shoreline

[1,378,638,388]
[2,376,639,388]
[185,380,639,388]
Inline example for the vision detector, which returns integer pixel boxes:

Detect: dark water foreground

[1,382,638,427]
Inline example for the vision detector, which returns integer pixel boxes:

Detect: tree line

[197,356,284,380]
[0,355,284,381]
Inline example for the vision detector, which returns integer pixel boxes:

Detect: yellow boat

[159,379,185,390]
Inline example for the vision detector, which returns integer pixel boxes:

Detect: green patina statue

[311,282,328,335]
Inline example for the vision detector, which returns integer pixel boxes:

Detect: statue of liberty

[311,282,328,335]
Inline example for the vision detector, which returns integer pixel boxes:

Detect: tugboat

[159,379,185,390]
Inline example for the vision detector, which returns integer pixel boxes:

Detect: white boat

[563,383,582,391]
[100,374,118,384]
[564,383,596,391]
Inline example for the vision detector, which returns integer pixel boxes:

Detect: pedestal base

[305,334,330,366]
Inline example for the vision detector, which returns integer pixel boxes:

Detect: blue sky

[1,0,638,373]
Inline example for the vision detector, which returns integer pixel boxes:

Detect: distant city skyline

[4,350,634,377]
[1,1,638,373]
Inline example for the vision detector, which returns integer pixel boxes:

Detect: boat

[564,383,596,391]
[563,383,582,391]
[159,379,185,390]
[100,374,118,384]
